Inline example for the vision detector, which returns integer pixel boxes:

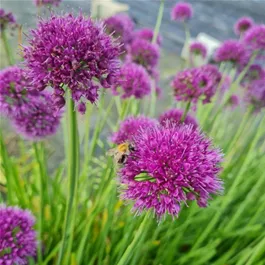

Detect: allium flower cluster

[243,25,265,52]
[113,63,152,99]
[189,41,207,58]
[171,66,220,104]
[227,94,240,109]
[159,108,198,128]
[119,124,223,218]
[171,2,193,22]
[0,205,37,265]
[127,39,160,73]
[34,0,61,7]
[0,8,16,31]
[133,28,162,46]
[0,66,39,118]
[242,65,265,84]
[246,78,265,112]
[12,92,62,140]
[104,13,135,45]
[23,13,121,113]
[111,116,157,144]
[234,17,254,36]
[214,40,248,66]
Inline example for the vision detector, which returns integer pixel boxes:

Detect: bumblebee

[107,142,135,165]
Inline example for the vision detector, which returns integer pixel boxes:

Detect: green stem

[116,214,149,265]
[57,90,79,265]
[1,29,15,65]
[149,80,157,117]
[33,142,44,264]
[183,22,191,67]
[181,100,191,122]
[152,0,165,44]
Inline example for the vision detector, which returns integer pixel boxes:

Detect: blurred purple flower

[34,0,61,6]
[159,108,198,128]
[246,78,265,112]
[23,13,121,113]
[171,2,193,22]
[111,116,158,144]
[0,205,37,265]
[119,123,223,218]
[227,94,240,109]
[244,24,265,52]
[171,66,220,105]
[104,13,135,45]
[0,8,16,31]
[242,65,265,84]
[133,28,162,46]
[0,66,40,118]
[113,62,152,99]
[190,41,207,58]
[127,39,160,73]
[234,17,254,36]
[214,40,249,66]
[12,92,62,140]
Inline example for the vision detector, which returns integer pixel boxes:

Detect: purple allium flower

[111,116,158,144]
[119,124,223,218]
[12,92,62,140]
[190,41,207,59]
[234,17,254,36]
[0,8,16,31]
[245,78,265,112]
[34,0,61,7]
[244,25,265,52]
[214,40,248,66]
[0,66,40,118]
[133,28,162,46]
[242,65,265,84]
[227,94,240,109]
[159,108,198,128]
[171,2,193,22]
[171,66,220,105]
[104,13,135,45]
[0,205,37,265]
[23,13,121,113]
[113,63,152,99]
[127,39,160,73]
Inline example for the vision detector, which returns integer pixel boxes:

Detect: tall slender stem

[181,100,191,122]
[1,29,15,65]
[152,0,165,44]
[57,89,79,265]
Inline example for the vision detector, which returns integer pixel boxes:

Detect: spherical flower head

[0,8,16,31]
[0,66,40,118]
[242,65,265,84]
[234,17,254,36]
[113,62,152,99]
[190,41,207,59]
[244,24,265,52]
[171,66,219,105]
[127,39,160,72]
[0,205,37,264]
[104,13,135,45]
[246,78,265,112]
[159,108,198,128]
[12,92,62,140]
[214,40,248,66]
[119,124,223,218]
[133,28,162,46]
[34,0,61,7]
[23,13,121,113]
[171,2,193,22]
[111,116,158,144]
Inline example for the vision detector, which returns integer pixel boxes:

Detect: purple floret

[190,41,207,58]
[243,24,265,52]
[0,8,16,31]
[119,123,223,218]
[234,17,254,36]
[34,0,61,6]
[113,62,152,99]
[111,115,158,144]
[0,205,37,265]
[23,13,121,113]
[133,28,162,46]
[171,2,193,22]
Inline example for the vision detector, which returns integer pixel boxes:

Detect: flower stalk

[1,29,15,65]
